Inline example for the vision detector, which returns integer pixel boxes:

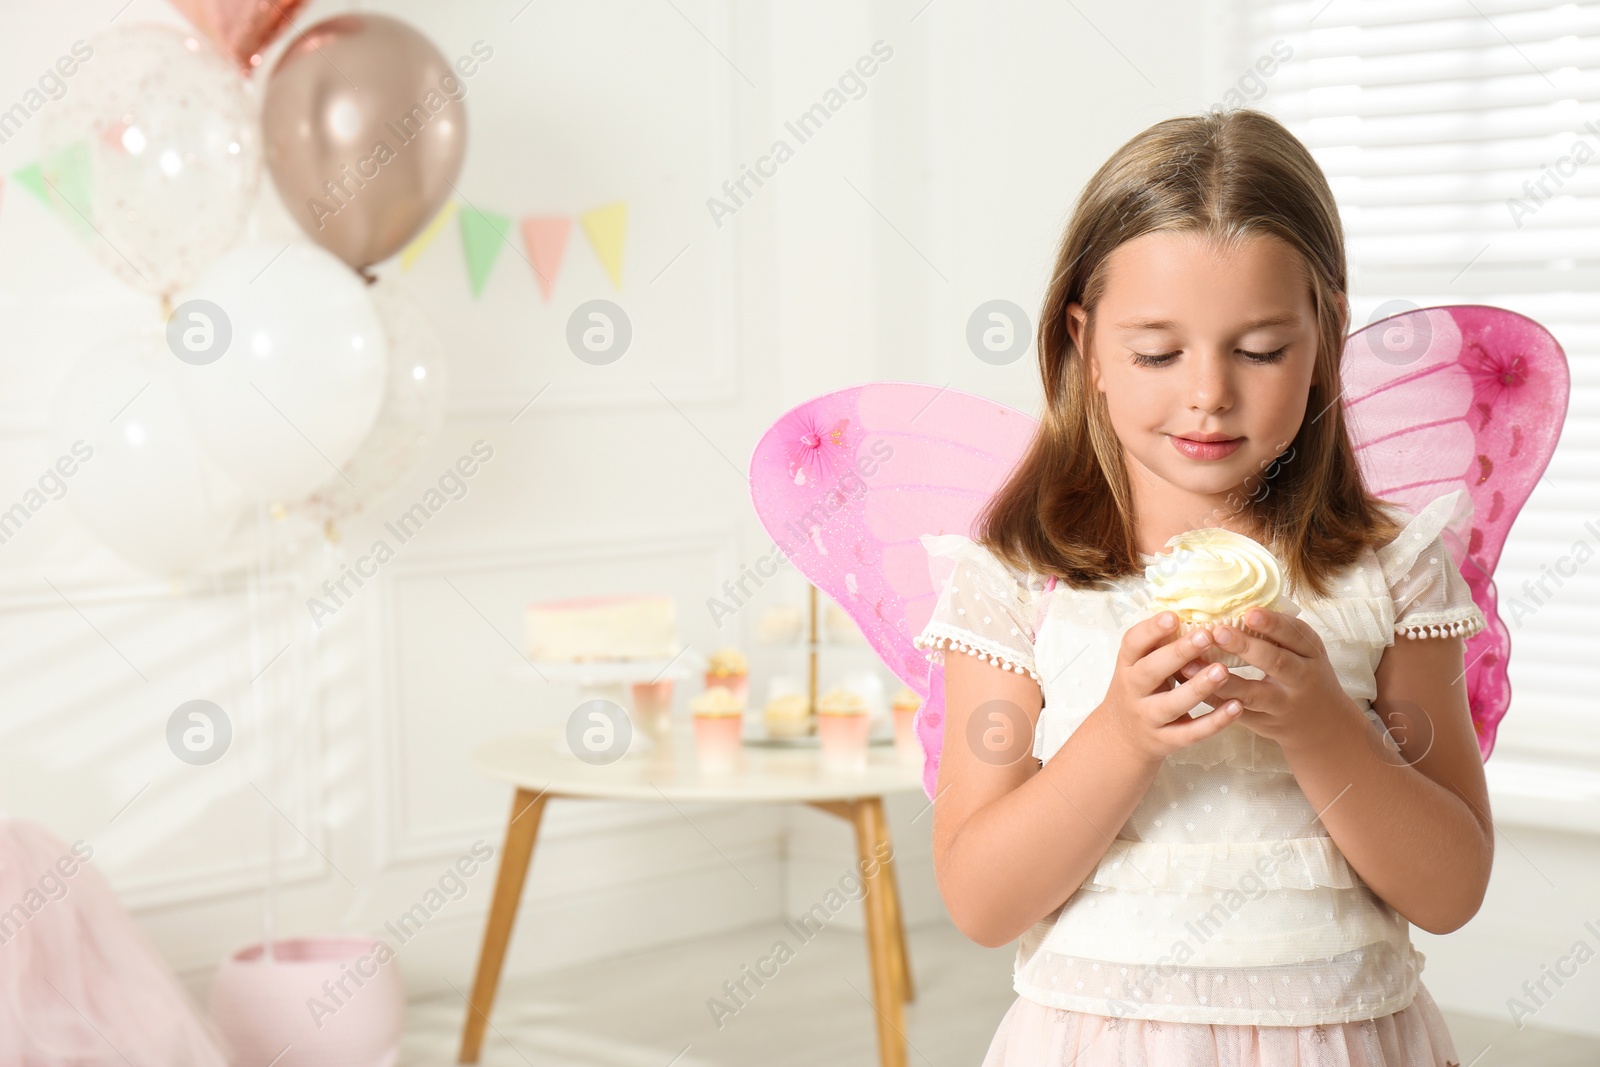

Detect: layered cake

[526,595,679,662]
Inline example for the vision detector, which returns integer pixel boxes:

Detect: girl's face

[1067,230,1326,552]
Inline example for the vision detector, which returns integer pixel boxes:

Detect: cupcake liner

[1176,616,1256,669]
[1175,593,1300,670]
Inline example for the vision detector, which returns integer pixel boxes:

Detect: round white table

[457,722,925,1067]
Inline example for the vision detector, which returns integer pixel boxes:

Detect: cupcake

[824,603,866,644]
[890,686,921,755]
[704,647,749,705]
[757,605,804,645]
[817,686,870,715]
[816,686,872,769]
[690,683,743,714]
[763,692,812,739]
[690,684,744,770]
[1144,527,1301,669]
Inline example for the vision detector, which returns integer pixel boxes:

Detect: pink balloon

[167,0,310,74]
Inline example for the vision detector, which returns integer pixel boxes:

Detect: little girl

[914,108,1488,1066]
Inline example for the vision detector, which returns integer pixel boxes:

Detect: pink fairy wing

[747,382,1036,799]
[1341,305,1569,759]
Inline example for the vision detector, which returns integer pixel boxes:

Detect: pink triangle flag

[521,216,572,302]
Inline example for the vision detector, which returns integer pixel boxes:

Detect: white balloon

[300,274,452,526]
[172,243,389,502]
[37,23,261,299]
[50,329,245,574]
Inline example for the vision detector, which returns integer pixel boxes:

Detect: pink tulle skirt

[980,983,1460,1067]
[0,817,228,1067]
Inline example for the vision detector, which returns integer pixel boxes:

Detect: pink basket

[210,936,404,1067]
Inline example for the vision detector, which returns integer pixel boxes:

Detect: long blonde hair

[978,108,1403,601]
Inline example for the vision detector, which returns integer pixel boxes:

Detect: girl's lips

[1169,434,1242,460]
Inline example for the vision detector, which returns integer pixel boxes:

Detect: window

[1241,1,1600,760]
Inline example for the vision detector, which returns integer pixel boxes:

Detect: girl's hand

[1176,608,1358,751]
[1097,610,1244,765]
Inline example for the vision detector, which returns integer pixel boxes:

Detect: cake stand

[505,654,703,760]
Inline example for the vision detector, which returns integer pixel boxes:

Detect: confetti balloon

[37,23,261,302]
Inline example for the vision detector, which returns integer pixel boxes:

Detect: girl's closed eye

[1130,346,1289,368]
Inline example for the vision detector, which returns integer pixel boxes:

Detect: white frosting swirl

[1144,527,1287,623]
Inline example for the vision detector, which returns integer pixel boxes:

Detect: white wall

[3,0,1596,1042]
[0,0,793,1003]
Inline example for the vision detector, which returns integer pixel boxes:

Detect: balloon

[300,275,451,527]
[37,23,261,301]
[171,243,389,503]
[50,329,245,574]
[261,14,467,271]
[166,0,310,74]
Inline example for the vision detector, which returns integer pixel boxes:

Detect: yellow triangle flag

[400,200,460,271]
[579,201,627,290]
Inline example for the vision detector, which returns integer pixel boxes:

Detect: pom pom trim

[1395,612,1486,641]
[913,631,1041,684]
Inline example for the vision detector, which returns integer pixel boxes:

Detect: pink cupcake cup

[818,711,872,770]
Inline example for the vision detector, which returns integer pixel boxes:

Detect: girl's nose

[1188,349,1235,413]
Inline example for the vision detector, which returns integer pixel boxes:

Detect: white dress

[913,489,1485,1063]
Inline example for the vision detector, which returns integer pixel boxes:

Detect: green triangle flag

[14,142,94,234]
[458,205,513,298]
[11,162,49,205]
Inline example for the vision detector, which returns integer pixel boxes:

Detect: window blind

[1242,0,1600,759]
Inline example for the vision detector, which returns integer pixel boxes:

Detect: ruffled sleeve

[1376,488,1488,644]
[911,533,1046,684]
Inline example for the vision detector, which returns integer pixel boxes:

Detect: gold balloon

[261,14,467,271]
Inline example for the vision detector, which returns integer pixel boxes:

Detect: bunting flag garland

[12,142,94,236]
[399,195,627,299]
[399,199,457,272]
[579,200,627,290]
[11,163,47,205]
[457,205,513,298]
[1,153,630,302]
[520,215,570,302]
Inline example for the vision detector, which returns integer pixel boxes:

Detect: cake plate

[505,654,704,759]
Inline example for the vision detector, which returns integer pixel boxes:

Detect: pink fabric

[0,817,228,1066]
[980,984,1461,1067]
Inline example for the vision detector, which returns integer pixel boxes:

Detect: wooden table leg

[877,818,915,1004]
[458,787,549,1064]
[851,797,908,1067]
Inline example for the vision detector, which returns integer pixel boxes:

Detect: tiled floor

[403,920,1600,1065]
